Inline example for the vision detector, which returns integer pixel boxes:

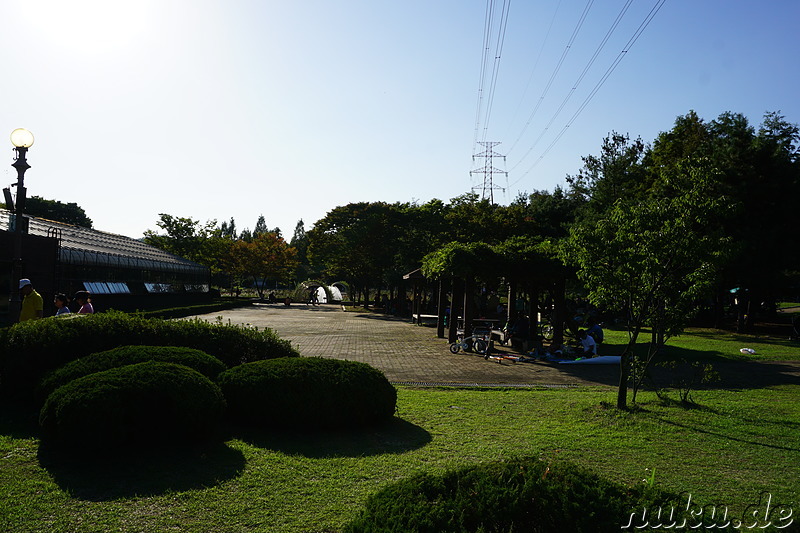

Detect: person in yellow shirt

[19,278,43,322]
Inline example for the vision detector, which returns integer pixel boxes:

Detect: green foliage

[37,345,226,406]
[345,457,693,533]
[566,132,651,214]
[228,233,298,298]
[421,241,497,281]
[0,310,298,400]
[3,196,94,228]
[39,361,226,450]
[143,213,219,265]
[217,357,396,429]
[562,161,731,407]
[651,111,800,329]
[306,202,400,289]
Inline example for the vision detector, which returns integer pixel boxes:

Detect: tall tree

[4,196,94,228]
[229,232,298,299]
[562,163,730,409]
[289,219,315,282]
[219,217,238,240]
[306,202,397,304]
[565,133,651,215]
[651,111,800,330]
[143,214,217,265]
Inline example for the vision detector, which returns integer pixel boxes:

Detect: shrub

[217,357,396,429]
[39,361,226,450]
[0,311,298,400]
[37,345,227,406]
[344,457,698,533]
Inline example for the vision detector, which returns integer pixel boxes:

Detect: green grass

[600,326,800,361]
[2,385,798,532]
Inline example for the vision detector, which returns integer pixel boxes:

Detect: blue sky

[2,0,798,240]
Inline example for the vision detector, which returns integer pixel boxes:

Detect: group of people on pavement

[18,278,93,322]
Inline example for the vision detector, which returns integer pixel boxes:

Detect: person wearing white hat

[18,279,43,322]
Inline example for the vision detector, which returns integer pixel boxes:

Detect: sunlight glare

[17,0,152,55]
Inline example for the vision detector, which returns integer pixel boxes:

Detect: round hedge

[345,457,696,532]
[39,361,226,450]
[0,310,299,400]
[217,357,397,429]
[36,345,227,406]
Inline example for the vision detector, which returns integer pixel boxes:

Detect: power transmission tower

[470,141,507,204]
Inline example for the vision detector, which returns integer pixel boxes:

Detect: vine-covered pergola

[414,238,569,348]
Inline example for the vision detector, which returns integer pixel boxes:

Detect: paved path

[189,303,800,389]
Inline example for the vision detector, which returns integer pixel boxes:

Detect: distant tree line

[1,196,93,228]
[143,214,298,298]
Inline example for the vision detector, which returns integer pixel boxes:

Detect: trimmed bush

[344,457,697,533]
[37,345,227,406]
[39,361,226,450]
[0,310,298,399]
[218,357,396,429]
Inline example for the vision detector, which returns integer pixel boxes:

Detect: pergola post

[448,277,463,343]
[436,279,446,338]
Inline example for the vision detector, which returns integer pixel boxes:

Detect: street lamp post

[8,128,34,323]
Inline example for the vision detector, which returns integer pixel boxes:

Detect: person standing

[54,294,71,316]
[73,290,94,314]
[18,279,43,322]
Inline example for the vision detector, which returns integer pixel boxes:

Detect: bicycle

[449,333,489,355]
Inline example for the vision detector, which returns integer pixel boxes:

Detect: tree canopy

[2,196,93,228]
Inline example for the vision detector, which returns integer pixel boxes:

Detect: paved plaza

[189,302,800,389]
[190,302,616,387]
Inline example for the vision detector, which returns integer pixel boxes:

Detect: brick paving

[191,303,620,388]
[189,302,800,389]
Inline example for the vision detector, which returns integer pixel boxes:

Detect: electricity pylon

[470,141,507,204]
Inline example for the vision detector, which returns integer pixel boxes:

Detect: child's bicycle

[450,333,490,355]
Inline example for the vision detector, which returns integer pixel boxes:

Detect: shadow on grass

[650,415,800,453]
[0,401,40,439]
[553,343,800,390]
[232,417,431,458]
[37,441,246,501]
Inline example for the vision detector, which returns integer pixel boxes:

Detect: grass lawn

[2,383,798,532]
[601,326,800,361]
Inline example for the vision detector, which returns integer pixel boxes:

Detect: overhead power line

[511,0,669,186]
[472,0,512,154]
[505,0,594,158]
[505,0,564,154]
[508,0,633,173]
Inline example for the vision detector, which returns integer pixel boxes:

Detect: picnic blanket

[557,355,621,365]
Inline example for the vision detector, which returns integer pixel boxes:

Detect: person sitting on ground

[73,290,94,314]
[19,279,43,322]
[578,329,597,357]
[508,313,531,351]
[586,318,604,344]
[54,294,71,316]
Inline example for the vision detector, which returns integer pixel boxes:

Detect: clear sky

[2,0,798,240]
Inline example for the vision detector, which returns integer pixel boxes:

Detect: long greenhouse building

[0,210,210,322]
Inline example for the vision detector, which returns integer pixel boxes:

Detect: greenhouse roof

[0,210,207,274]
